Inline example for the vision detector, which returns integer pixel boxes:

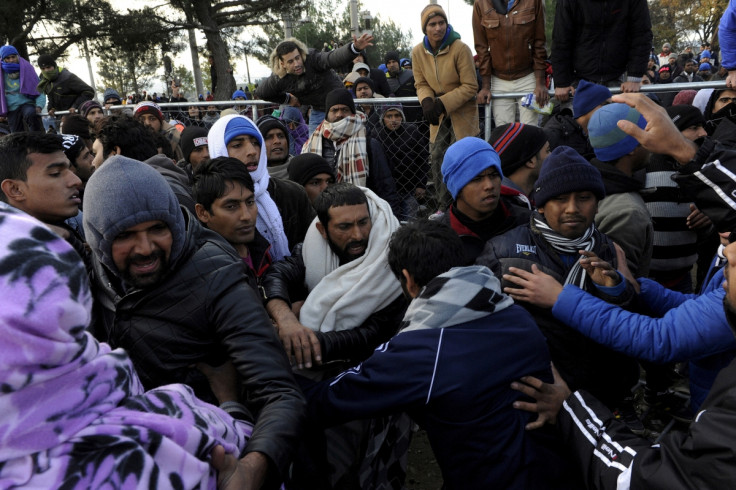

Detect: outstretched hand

[510,364,572,430]
[503,264,563,308]
[612,93,697,164]
[578,250,620,287]
[353,33,375,51]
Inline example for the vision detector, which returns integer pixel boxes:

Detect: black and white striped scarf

[533,213,597,288]
[400,265,513,333]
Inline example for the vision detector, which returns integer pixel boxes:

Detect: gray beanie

[82,155,186,275]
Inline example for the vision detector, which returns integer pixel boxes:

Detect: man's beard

[119,249,169,289]
[327,236,369,265]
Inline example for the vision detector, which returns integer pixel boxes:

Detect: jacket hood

[269,37,309,79]
[82,155,186,277]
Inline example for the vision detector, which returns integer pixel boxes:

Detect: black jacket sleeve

[315,294,408,364]
[261,246,308,305]
[625,0,653,79]
[66,72,95,109]
[208,259,306,480]
[673,138,736,233]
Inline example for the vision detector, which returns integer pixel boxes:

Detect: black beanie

[60,134,85,164]
[532,146,605,207]
[384,51,400,64]
[325,88,356,115]
[490,123,548,176]
[288,153,336,186]
[666,104,706,132]
[180,126,209,162]
[37,54,57,68]
[256,115,290,146]
[354,76,375,93]
[60,114,92,140]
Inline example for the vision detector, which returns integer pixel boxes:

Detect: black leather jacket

[91,210,305,480]
[262,244,408,364]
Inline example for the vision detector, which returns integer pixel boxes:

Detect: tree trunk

[192,0,236,101]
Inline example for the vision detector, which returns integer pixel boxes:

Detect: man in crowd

[82,155,305,489]
[256,115,292,179]
[0,132,83,244]
[673,58,705,84]
[383,50,419,121]
[588,103,653,277]
[194,157,273,280]
[0,45,45,132]
[303,218,578,489]
[412,4,479,211]
[79,99,104,126]
[490,122,550,200]
[544,80,611,160]
[351,50,392,97]
[375,103,429,221]
[551,0,652,103]
[256,33,375,133]
[262,183,409,488]
[472,0,548,126]
[353,76,382,134]
[208,114,315,259]
[178,125,210,179]
[437,137,530,263]
[302,88,401,216]
[658,42,673,67]
[37,53,94,116]
[60,133,95,196]
[133,101,184,161]
[477,146,641,421]
[287,153,336,205]
[92,114,195,213]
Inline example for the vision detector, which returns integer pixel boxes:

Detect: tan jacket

[411,38,479,143]
[472,0,547,84]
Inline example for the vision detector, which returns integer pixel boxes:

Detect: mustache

[125,249,165,268]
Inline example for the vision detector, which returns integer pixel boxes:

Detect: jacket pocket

[512,9,536,25]
[482,18,501,39]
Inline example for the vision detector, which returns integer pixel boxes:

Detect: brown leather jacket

[472,0,547,84]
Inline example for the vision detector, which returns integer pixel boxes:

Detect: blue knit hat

[573,80,612,119]
[699,62,712,72]
[588,103,647,162]
[224,116,262,147]
[0,45,19,61]
[232,90,247,100]
[441,137,503,200]
[532,146,605,207]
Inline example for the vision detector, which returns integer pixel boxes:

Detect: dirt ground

[405,429,443,490]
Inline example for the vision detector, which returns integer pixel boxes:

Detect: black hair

[313,182,368,226]
[150,129,176,160]
[93,114,158,162]
[276,41,301,60]
[193,156,255,212]
[0,132,64,202]
[387,219,466,288]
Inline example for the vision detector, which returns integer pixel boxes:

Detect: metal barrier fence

[40,80,728,218]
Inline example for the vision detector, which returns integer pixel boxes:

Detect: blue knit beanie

[82,156,186,276]
[588,103,647,162]
[224,116,262,147]
[441,137,503,200]
[232,90,247,100]
[573,80,612,119]
[0,45,19,61]
[532,146,605,207]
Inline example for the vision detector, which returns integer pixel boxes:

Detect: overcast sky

[64,0,475,95]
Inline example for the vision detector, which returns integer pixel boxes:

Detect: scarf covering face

[302,112,369,186]
[0,203,251,488]
[532,211,597,288]
[208,114,291,260]
[400,265,513,333]
[37,66,62,94]
[300,187,401,332]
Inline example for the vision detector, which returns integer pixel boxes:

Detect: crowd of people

[2,0,736,488]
